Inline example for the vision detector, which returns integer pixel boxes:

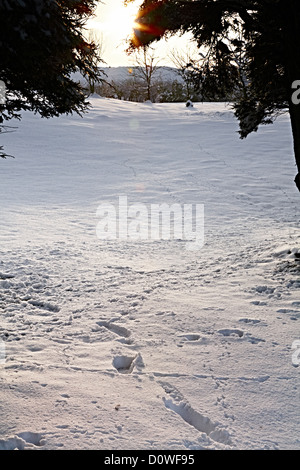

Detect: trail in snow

[0,97,299,450]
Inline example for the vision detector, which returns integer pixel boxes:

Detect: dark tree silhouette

[128,0,300,191]
[0,0,102,157]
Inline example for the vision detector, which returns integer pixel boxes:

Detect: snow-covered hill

[73,66,183,86]
[0,97,299,450]
[102,66,182,81]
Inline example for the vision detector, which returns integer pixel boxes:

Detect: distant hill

[101,66,183,82]
[73,66,183,85]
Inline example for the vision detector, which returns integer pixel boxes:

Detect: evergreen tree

[0,0,102,157]
[128,0,300,191]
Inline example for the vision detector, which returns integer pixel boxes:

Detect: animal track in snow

[159,381,231,446]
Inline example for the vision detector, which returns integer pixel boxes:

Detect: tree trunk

[289,102,300,191]
[283,0,300,191]
[146,80,151,101]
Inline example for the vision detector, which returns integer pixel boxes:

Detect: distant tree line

[87,44,239,103]
[90,71,202,103]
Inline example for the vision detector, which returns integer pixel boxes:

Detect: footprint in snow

[159,381,232,446]
[96,320,131,340]
[29,299,60,313]
[177,333,211,347]
[0,432,44,450]
[218,329,244,338]
[0,272,15,280]
[218,328,265,344]
[178,333,201,342]
[112,353,144,374]
[239,318,261,325]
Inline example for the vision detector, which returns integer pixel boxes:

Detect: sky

[86,0,193,67]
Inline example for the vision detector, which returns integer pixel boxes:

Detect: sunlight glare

[104,2,140,40]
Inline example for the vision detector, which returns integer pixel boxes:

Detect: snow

[0,97,299,450]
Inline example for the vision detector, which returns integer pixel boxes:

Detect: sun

[103,2,140,40]
[86,1,142,64]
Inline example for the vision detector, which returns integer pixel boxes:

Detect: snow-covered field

[0,96,299,450]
